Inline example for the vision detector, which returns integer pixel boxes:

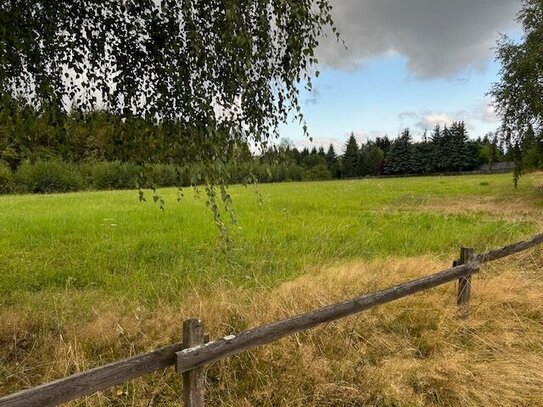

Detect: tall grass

[1,172,542,405]
[1,173,540,300]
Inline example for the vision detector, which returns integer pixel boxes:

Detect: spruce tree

[449,122,471,171]
[413,140,434,174]
[317,146,326,159]
[325,144,340,177]
[383,129,415,175]
[358,142,370,176]
[364,144,385,175]
[375,136,392,156]
[292,148,303,166]
[440,126,454,172]
[342,133,360,178]
[429,125,442,172]
[325,144,337,167]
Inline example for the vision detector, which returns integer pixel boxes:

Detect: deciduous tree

[490,0,543,185]
[0,0,338,222]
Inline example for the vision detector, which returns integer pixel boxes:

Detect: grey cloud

[318,0,519,78]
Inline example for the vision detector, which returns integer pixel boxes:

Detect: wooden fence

[1,233,542,407]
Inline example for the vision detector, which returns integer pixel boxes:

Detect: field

[1,173,543,406]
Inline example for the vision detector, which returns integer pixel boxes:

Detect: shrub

[270,165,288,182]
[90,161,140,190]
[0,162,15,194]
[148,164,179,187]
[231,162,271,183]
[6,159,332,195]
[14,160,84,193]
[226,162,252,185]
[304,164,331,181]
[78,161,96,187]
[303,154,328,168]
[284,165,305,182]
[225,162,306,184]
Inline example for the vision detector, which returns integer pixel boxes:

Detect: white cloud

[396,99,501,137]
[398,109,466,131]
[350,131,369,145]
[293,130,387,153]
[318,0,519,78]
[295,135,342,152]
[416,112,464,130]
[479,103,500,123]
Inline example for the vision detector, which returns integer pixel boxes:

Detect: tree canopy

[0,0,339,228]
[0,0,336,169]
[490,0,543,183]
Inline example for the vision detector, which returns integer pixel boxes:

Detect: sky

[279,0,523,153]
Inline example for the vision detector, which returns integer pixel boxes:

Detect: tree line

[0,104,247,170]
[269,122,542,179]
[1,102,542,195]
[1,0,541,195]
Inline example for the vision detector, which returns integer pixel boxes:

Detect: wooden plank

[175,262,480,374]
[181,319,205,407]
[457,248,475,318]
[0,341,184,407]
[475,233,543,264]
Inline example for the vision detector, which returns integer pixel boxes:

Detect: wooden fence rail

[1,233,542,407]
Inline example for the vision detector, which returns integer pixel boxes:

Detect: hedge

[0,160,327,195]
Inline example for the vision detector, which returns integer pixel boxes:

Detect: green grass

[2,172,543,406]
[1,173,541,305]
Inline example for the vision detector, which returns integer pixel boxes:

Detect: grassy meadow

[1,172,543,406]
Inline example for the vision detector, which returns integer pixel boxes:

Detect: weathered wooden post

[456,247,474,317]
[178,319,205,407]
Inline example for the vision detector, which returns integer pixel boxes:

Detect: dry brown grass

[2,250,543,406]
[410,197,542,227]
[383,172,543,228]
